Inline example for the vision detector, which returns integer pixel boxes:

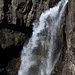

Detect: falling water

[18,0,68,75]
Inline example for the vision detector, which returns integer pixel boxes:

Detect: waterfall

[18,0,68,75]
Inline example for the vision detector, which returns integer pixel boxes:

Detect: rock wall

[0,0,60,48]
[2,0,60,26]
[53,0,75,75]
[62,0,75,75]
[0,0,61,75]
[1,0,75,75]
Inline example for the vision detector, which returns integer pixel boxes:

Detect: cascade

[18,0,68,75]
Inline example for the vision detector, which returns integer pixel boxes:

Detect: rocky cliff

[60,0,75,75]
[0,0,75,75]
[53,0,75,75]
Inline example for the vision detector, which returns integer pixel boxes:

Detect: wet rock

[0,28,25,49]
[6,58,21,75]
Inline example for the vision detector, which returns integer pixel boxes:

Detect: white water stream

[18,0,68,75]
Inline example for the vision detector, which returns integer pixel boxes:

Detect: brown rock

[6,57,21,75]
[54,0,75,75]
[0,28,25,49]
[4,0,60,26]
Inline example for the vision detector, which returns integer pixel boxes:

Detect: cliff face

[0,0,60,48]
[61,0,75,74]
[0,0,60,25]
[53,0,75,75]
[0,0,75,75]
[0,0,61,75]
